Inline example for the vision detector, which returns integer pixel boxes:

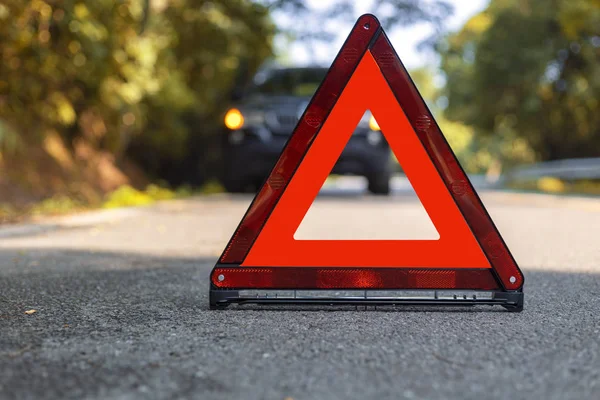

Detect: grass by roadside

[505,177,600,196]
[0,180,225,225]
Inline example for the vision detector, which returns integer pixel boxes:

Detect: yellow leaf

[24,309,37,315]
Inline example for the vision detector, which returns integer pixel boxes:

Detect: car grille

[265,111,300,135]
[276,114,299,128]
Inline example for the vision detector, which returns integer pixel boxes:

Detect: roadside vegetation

[505,177,600,196]
[439,0,600,163]
[0,181,225,224]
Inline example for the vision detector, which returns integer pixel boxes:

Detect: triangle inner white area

[293,111,440,241]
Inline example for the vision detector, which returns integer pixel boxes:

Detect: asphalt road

[1,180,599,400]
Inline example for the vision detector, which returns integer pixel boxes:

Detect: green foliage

[30,195,83,216]
[440,0,600,161]
[103,185,155,208]
[144,184,177,200]
[174,184,193,198]
[0,1,274,168]
[102,183,191,208]
[0,1,162,155]
[0,0,453,194]
[199,180,225,194]
[0,195,84,223]
[0,120,21,152]
[408,66,535,173]
[506,177,600,196]
[0,183,194,224]
[136,0,275,165]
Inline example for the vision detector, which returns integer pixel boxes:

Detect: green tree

[440,0,600,161]
[0,0,161,154]
[127,0,275,184]
[0,1,275,184]
[409,66,530,174]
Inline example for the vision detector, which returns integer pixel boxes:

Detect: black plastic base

[210,288,523,312]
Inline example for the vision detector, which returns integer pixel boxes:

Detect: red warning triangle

[243,52,488,269]
[211,14,523,306]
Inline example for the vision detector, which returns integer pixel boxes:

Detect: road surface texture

[1,179,599,400]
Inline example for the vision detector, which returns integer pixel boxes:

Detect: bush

[29,196,83,216]
[102,183,193,209]
[102,185,155,209]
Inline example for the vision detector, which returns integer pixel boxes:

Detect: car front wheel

[367,174,391,195]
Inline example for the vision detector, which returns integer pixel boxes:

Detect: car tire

[367,175,391,195]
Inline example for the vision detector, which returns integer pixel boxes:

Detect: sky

[277,0,489,70]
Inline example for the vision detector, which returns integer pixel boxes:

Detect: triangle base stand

[210,286,524,312]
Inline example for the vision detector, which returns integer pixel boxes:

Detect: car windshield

[252,68,327,97]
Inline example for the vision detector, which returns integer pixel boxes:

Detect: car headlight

[357,111,380,131]
[368,115,380,131]
[224,108,244,130]
[224,108,265,130]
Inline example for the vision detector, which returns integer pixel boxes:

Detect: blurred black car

[220,66,392,194]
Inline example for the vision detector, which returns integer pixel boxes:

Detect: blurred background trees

[1,0,599,208]
[0,0,450,203]
[0,0,276,203]
[439,0,600,162]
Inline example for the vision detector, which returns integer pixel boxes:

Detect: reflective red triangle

[212,14,523,292]
[242,52,489,269]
